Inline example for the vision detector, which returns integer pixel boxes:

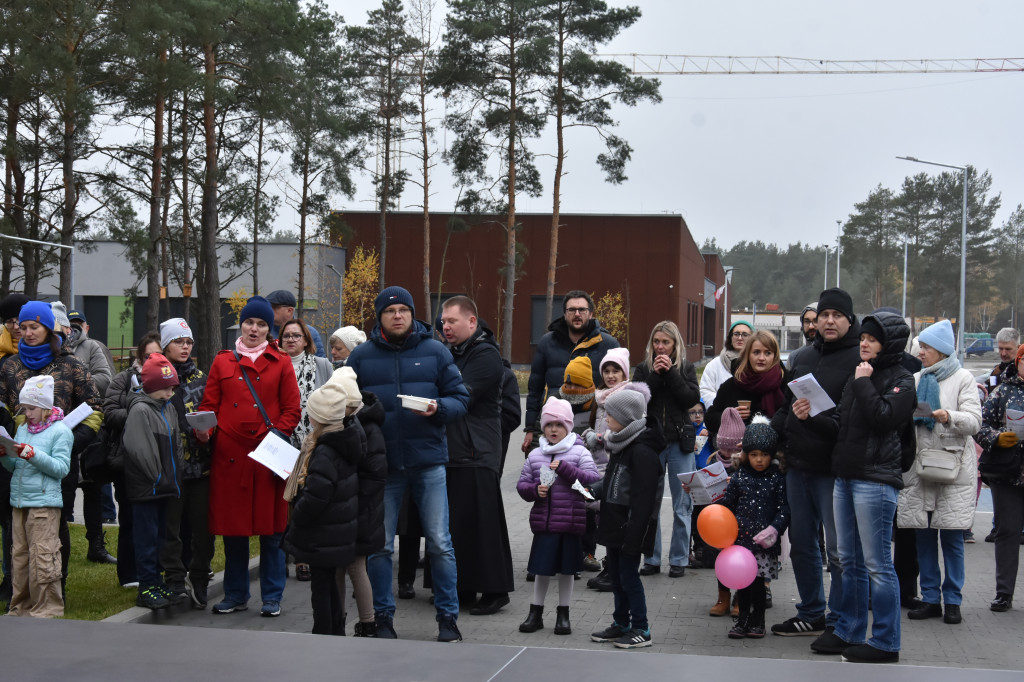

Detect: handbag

[234,351,290,442]
[978,443,1023,482]
[914,447,960,484]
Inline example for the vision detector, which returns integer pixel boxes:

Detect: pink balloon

[715,545,758,589]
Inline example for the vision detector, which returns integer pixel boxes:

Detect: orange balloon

[697,505,739,549]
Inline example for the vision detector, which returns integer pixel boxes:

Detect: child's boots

[554,605,571,635]
[519,604,544,632]
[709,588,731,616]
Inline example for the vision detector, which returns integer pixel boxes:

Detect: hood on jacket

[449,320,499,357]
[862,311,911,370]
[546,316,608,344]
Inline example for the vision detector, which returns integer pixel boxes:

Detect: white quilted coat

[897,368,982,529]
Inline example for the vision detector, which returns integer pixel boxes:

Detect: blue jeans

[833,478,900,653]
[607,546,648,631]
[916,526,965,606]
[645,442,693,567]
[132,500,167,589]
[786,468,842,624]
[368,465,458,620]
[222,533,285,604]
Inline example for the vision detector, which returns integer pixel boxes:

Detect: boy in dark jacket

[123,353,183,610]
[591,389,664,649]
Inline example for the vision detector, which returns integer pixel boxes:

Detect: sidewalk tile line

[486,646,527,682]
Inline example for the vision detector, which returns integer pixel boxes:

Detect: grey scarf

[605,418,647,454]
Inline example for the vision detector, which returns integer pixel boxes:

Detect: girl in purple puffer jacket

[517,396,601,636]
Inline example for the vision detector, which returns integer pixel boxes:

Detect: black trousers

[310,565,345,635]
[59,451,106,580]
[160,477,213,588]
[111,473,136,586]
[736,576,767,623]
[893,516,919,601]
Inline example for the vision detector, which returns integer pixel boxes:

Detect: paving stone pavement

[117,408,1024,670]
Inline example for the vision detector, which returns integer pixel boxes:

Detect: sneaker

[990,593,1013,612]
[963,529,975,543]
[841,643,899,664]
[582,554,602,572]
[728,618,749,639]
[746,622,765,638]
[943,604,962,624]
[184,575,208,610]
[211,598,249,614]
[121,581,140,589]
[137,586,170,610]
[437,616,462,642]
[591,621,630,643]
[907,602,942,620]
[375,613,398,638]
[811,629,852,654]
[668,565,686,578]
[260,600,281,617]
[613,628,652,649]
[984,530,996,542]
[771,615,826,636]
[587,569,613,592]
[159,584,185,606]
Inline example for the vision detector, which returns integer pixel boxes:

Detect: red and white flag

[714,284,727,301]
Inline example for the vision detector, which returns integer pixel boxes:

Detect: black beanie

[0,293,29,321]
[860,315,885,345]
[742,417,778,456]
[817,288,855,323]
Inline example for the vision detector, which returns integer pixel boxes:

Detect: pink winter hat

[717,407,746,452]
[599,347,630,378]
[541,396,574,433]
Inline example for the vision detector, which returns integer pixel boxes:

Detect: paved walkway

[105,415,1024,671]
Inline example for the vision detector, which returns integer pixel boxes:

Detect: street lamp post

[326,263,344,328]
[897,155,968,365]
[823,246,831,291]
[902,239,909,319]
[835,220,842,287]
[0,234,75,304]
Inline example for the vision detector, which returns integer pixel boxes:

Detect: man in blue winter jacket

[345,286,469,643]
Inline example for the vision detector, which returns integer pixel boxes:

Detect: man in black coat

[769,288,860,638]
[440,296,515,616]
[523,290,619,453]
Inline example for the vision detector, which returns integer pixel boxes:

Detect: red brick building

[335,211,729,366]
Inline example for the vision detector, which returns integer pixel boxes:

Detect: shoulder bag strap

[233,350,275,431]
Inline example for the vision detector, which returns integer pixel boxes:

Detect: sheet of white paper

[990,375,999,387]
[62,402,95,430]
[913,402,934,418]
[572,479,595,500]
[787,374,836,417]
[186,411,218,430]
[131,374,140,389]
[247,431,301,480]
[1006,409,1024,437]
[0,426,19,452]
[678,461,730,505]
[694,435,708,453]
[539,466,557,487]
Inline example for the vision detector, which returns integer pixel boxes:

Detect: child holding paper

[0,375,72,617]
[517,397,601,636]
[123,353,184,610]
[717,417,789,639]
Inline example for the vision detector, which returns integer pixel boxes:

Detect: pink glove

[15,443,34,460]
[753,526,778,548]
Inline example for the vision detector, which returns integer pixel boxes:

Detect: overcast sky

[322,0,1024,252]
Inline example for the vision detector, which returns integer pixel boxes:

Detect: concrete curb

[103,556,262,624]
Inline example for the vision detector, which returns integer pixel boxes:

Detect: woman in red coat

[197,296,301,617]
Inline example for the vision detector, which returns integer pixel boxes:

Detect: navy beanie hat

[18,300,56,332]
[239,296,275,327]
[374,286,415,319]
[817,288,856,324]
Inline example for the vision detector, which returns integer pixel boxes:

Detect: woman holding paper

[197,296,301,617]
[973,342,1024,613]
[897,319,980,625]
[0,300,104,597]
[705,330,787,433]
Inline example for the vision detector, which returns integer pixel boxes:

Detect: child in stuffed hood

[0,375,72,617]
[705,407,745,616]
[517,396,600,637]
[560,356,596,433]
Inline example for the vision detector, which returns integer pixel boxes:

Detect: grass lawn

[2,523,258,621]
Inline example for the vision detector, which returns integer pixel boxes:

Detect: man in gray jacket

[67,311,115,395]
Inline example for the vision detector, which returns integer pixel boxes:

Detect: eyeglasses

[731,331,751,339]
[565,307,591,315]
[381,307,412,318]
[170,338,194,346]
[688,410,705,418]
[3,318,18,328]
[281,333,304,341]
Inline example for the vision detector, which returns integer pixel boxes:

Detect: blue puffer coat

[346,320,469,473]
[1,421,73,508]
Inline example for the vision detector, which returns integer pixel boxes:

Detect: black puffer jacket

[355,391,388,556]
[169,359,210,481]
[446,324,503,473]
[596,418,666,556]
[282,421,366,568]
[830,312,917,489]
[633,360,699,448]
[771,318,862,474]
[719,462,789,558]
[525,317,619,431]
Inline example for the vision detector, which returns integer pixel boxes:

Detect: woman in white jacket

[699,321,753,406]
[897,320,981,625]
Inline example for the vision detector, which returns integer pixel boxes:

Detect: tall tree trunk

[501,43,518,360]
[378,117,392,290]
[4,95,26,295]
[253,114,264,293]
[198,42,222,367]
[160,87,174,322]
[181,85,192,322]
[59,93,76,305]
[420,79,431,323]
[546,9,566,326]
[298,145,310,318]
[147,48,166,332]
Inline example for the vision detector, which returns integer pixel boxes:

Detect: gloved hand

[753,526,778,548]
[15,443,35,460]
[996,432,1020,448]
[583,428,598,451]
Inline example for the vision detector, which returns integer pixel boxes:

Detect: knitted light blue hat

[918,319,955,357]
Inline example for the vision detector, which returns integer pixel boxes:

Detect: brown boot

[709,588,731,617]
[731,593,740,617]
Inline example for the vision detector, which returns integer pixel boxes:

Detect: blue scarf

[18,339,55,371]
[914,354,961,430]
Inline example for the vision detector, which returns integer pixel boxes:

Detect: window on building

[531,295,565,345]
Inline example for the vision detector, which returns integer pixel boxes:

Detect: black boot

[554,605,571,635]
[87,532,117,564]
[353,621,378,637]
[519,604,544,633]
[587,566,613,591]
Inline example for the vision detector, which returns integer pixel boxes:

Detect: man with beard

[346,286,469,642]
[523,291,619,453]
[787,303,818,371]
[439,296,515,615]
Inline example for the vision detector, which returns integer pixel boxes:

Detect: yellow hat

[563,356,594,389]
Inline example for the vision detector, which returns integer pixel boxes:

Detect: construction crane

[601,55,1024,76]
